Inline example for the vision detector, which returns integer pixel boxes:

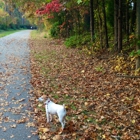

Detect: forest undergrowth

[29,32,140,140]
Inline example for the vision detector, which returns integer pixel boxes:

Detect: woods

[4,0,140,72]
[0,0,31,30]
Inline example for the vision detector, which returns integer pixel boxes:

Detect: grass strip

[0,30,23,38]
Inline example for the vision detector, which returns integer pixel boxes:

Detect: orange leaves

[29,35,140,140]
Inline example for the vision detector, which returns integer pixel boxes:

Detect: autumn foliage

[29,33,140,140]
[36,0,61,18]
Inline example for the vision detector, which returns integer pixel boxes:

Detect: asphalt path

[0,30,39,140]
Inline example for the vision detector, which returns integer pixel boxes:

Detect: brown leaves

[16,116,28,124]
[29,36,140,140]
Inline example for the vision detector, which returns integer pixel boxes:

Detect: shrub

[64,33,91,48]
[50,22,59,37]
[9,23,16,30]
[64,36,79,48]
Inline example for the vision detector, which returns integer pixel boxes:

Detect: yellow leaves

[39,135,48,140]
[81,46,92,55]
[131,57,135,61]
[105,93,110,96]
[114,56,126,72]
[112,55,139,75]
[65,105,68,110]
[84,102,88,106]
[0,9,8,17]
[131,120,136,124]
[39,127,49,133]
[38,103,43,107]
[102,134,106,139]
[134,68,140,75]
[81,70,85,73]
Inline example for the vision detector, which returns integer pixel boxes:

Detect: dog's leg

[46,113,50,123]
[46,109,50,123]
[58,115,65,129]
[49,114,52,122]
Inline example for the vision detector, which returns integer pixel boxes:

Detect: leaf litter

[29,37,140,140]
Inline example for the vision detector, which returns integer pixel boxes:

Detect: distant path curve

[0,30,38,140]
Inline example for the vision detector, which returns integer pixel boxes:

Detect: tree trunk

[114,0,118,51]
[97,0,103,48]
[130,1,136,33]
[126,0,129,43]
[90,0,94,42]
[118,0,122,53]
[136,0,140,69]
[102,0,109,48]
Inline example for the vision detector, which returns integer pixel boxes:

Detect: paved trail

[0,30,38,140]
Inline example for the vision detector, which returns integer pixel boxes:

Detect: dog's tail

[63,104,67,112]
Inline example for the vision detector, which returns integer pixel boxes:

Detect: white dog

[38,96,66,129]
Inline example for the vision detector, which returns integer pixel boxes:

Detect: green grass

[30,30,38,38]
[0,30,23,38]
[30,30,49,39]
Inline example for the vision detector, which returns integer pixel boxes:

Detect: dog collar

[44,100,50,105]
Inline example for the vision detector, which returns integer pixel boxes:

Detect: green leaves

[130,50,140,57]
[77,0,82,4]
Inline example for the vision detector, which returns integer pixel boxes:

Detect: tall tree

[126,0,130,43]
[102,0,109,48]
[90,0,94,42]
[136,0,140,69]
[118,0,122,53]
[114,0,118,51]
[130,0,136,32]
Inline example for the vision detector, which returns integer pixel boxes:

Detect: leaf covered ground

[29,32,140,140]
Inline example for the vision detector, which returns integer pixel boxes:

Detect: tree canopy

[4,0,140,71]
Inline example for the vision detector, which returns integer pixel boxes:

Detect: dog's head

[38,96,51,105]
[45,98,51,105]
[38,95,47,102]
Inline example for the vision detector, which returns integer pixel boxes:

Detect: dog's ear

[42,95,47,100]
